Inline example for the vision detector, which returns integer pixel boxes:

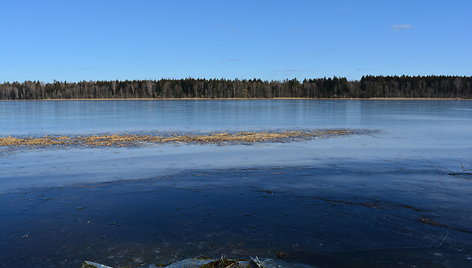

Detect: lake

[1,100,472,268]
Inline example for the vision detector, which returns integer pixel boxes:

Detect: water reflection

[2,100,470,136]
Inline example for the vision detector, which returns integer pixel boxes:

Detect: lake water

[1,100,472,268]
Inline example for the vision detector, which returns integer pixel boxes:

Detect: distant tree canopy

[0,76,471,99]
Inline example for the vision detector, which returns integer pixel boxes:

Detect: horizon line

[2,74,472,84]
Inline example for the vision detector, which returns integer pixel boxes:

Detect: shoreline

[0,97,470,101]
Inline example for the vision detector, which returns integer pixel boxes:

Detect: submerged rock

[80,257,316,268]
[81,261,113,268]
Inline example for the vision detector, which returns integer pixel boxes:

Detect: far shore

[0,97,470,101]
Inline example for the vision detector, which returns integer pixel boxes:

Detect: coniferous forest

[0,75,471,99]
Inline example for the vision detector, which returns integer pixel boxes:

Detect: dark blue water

[1,100,472,267]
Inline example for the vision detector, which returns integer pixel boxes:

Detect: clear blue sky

[1,0,470,82]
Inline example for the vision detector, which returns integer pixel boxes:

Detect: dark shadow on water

[1,163,472,267]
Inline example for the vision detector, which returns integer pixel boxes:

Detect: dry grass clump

[0,129,355,148]
[0,136,69,146]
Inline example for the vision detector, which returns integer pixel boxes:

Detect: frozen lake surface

[1,100,472,267]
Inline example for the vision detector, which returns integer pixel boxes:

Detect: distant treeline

[0,76,471,99]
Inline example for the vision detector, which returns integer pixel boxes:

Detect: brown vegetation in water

[0,130,355,148]
[417,217,472,234]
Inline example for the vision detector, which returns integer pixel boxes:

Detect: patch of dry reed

[0,130,355,147]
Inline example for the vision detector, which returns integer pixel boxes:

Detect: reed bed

[0,129,357,148]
